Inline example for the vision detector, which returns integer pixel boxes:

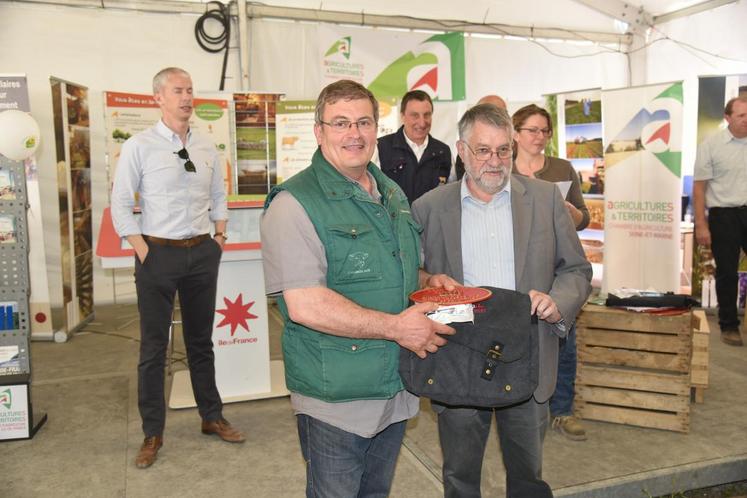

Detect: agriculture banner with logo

[602,82,683,293]
[319,25,465,101]
[0,385,29,439]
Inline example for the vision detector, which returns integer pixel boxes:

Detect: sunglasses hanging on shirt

[175,148,196,172]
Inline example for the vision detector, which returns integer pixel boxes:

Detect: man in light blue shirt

[693,96,747,346]
[111,67,243,470]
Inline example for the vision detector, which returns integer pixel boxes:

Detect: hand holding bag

[399,287,539,408]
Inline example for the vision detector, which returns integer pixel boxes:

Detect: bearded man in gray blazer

[411,104,592,498]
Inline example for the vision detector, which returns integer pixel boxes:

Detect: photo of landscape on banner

[319,25,465,101]
[234,93,283,196]
[563,90,605,195]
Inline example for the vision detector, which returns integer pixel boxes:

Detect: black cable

[195,1,232,90]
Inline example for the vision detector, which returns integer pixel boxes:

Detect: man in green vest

[261,80,457,497]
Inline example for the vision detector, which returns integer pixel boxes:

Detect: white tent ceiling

[14,0,741,43]
[252,0,716,29]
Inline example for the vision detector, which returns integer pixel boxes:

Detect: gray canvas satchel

[399,287,539,408]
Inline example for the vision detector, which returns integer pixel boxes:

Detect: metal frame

[0,157,31,375]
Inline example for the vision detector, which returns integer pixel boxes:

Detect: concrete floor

[5,303,747,497]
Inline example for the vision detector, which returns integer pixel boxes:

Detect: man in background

[112,67,244,470]
[378,90,452,203]
[694,96,747,346]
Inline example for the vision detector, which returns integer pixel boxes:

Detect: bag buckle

[481,342,503,380]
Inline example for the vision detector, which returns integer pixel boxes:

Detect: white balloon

[0,110,41,161]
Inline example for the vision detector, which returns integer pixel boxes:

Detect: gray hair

[458,103,513,142]
[315,80,379,124]
[152,67,190,94]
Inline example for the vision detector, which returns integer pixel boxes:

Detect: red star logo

[215,294,258,336]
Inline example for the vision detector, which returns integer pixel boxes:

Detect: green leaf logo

[325,37,352,59]
[0,389,11,410]
[367,33,465,101]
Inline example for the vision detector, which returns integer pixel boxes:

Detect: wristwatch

[213,232,227,240]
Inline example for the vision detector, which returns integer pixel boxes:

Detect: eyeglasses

[319,118,377,132]
[461,141,513,161]
[517,127,553,137]
[175,148,196,172]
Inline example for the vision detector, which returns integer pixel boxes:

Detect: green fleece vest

[265,149,421,402]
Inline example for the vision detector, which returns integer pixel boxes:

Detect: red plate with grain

[409,286,492,305]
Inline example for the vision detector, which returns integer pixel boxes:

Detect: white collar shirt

[404,131,429,162]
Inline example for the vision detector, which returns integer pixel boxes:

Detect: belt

[143,234,210,248]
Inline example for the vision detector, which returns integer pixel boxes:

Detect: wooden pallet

[690,309,710,403]
[575,305,693,433]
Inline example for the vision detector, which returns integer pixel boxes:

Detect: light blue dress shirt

[460,178,515,290]
[111,120,228,239]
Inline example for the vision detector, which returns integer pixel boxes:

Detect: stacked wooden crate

[690,309,710,403]
[575,305,693,433]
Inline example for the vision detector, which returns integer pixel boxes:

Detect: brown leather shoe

[201,418,245,443]
[721,329,743,346]
[135,436,163,469]
[552,415,587,441]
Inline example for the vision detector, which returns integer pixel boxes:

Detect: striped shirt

[460,178,515,290]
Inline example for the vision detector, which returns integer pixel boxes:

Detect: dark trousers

[436,398,552,498]
[134,238,223,436]
[549,324,577,417]
[709,207,747,331]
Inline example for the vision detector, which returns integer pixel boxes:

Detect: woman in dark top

[512,104,590,230]
[512,103,590,442]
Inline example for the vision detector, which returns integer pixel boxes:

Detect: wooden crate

[690,309,710,403]
[575,305,693,433]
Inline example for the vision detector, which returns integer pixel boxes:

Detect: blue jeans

[296,414,407,498]
[549,323,577,417]
[436,398,552,498]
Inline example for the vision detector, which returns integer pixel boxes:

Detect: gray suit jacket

[412,175,592,402]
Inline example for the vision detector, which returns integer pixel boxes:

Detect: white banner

[212,258,271,398]
[602,82,683,293]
